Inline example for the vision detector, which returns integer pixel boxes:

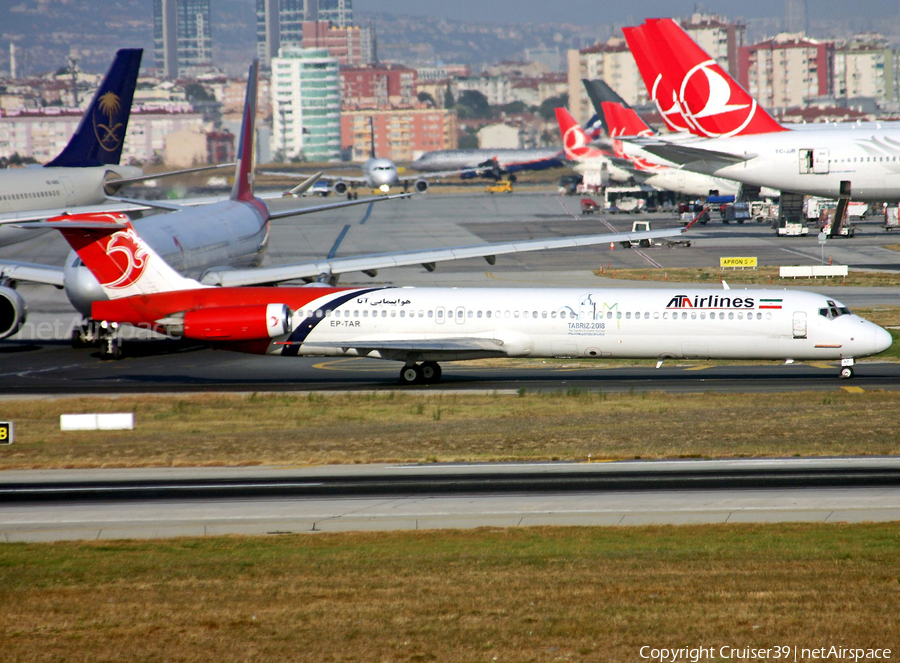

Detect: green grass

[0,524,896,661]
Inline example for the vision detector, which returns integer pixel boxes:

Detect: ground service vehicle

[486,181,513,194]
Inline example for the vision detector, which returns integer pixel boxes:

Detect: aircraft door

[455,306,465,325]
[799,149,829,175]
[792,312,807,339]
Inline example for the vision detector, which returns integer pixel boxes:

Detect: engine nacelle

[414,179,429,193]
[182,303,293,341]
[333,180,348,195]
[0,286,26,340]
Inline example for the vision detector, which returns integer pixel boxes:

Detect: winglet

[45,48,142,168]
[230,60,260,202]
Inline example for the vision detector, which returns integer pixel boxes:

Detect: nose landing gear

[839,358,855,379]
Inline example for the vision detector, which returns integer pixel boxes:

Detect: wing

[263,170,369,184]
[0,261,65,287]
[623,137,754,171]
[201,226,687,286]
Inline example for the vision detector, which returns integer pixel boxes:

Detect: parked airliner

[621,19,900,202]
[33,211,891,381]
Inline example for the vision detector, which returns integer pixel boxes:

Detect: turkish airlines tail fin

[622,26,690,133]
[602,102,654,139]
[229,60,260,202]
[555,107,603,160]
[45,212,203,300]
[631,19,786,137]
[44,49,142,168]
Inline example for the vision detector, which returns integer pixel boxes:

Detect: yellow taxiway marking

[808,362,835,369]
[684,365,710,371]
[312,358,390,373]
[841,386,865,393]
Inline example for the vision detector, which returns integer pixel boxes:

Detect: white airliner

[621,19,900,202]
[3,60,687,346]
[34,209,892,381]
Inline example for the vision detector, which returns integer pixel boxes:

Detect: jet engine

[0,286,26,340]
[333,180,349,195]
[181,303,293,341]
[414,179,429,193]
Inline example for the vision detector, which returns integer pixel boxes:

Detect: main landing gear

[399,361,442,385]
[72,319,122,360]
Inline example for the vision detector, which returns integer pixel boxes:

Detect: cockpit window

[819,300,852,319]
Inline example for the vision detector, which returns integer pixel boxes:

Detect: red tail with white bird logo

[48,212,204,299]
[555,107,607,161]
[632,19,786,138]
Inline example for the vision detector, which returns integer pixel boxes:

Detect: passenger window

[654,312,659,319]
[533,311,538,319]
[467,310,473,318]
[559,311,566,319]
[514,311,520,318]
[766,313,772,320]
[477,311,483,318]
[542,311,547,318]
[681,312,687,320]
[728,312,734,320]
[400,310,405,318]
[428,310,433,318]
[617,312,622,319]
[625,312,631,320]
[645,312,650,319]
[382,310,388,317]
[607,312,612,319]
[663,312,668,319]
[691,312,696,319]
[486,311,492,318]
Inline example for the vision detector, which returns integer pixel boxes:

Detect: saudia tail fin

[44,212,203,299]
[555,107,605,161]
[230,60,260,202]
[638,19,786,137]
[44,49,142,168]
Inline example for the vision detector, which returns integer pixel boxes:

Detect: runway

[1,339,900,394]
[2,458,899,541]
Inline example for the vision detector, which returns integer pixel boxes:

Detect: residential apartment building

[341,108,456,162]
[681,12,746,78]
[340,64,417,110]
[257,0,361,69]
[567,37,646,125]
[833,36,896,104]
[739,34,834,109]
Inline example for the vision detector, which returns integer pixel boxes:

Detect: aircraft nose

[873,324,893,354]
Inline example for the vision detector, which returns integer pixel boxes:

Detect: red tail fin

[230,60,259,202]
[639,19,786,137]
[555,107,605,160]
[623,25,691,133]
[601,102,654,138]
[47,213,203,299]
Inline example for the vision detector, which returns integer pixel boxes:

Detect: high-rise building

[681,12,746,79]
[271,47,342,161]
[785,0,808,35]
[257,0,356,69]
[833,36,896,104]
[154,0,212,78]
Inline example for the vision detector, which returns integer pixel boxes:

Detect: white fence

[779,266,848,279]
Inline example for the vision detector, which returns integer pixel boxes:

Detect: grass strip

[0,523,897,661]
[2,388,899,469]
[593,266,900,288]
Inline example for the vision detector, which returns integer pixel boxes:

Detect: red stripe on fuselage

[91,286,368,325]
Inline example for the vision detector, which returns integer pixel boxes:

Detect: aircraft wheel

[839,366,854,379]
[420,361,442,383]
[71,328,86,349]
[639,239,651,248]
[399,364,422,385]
[100,337,122,360]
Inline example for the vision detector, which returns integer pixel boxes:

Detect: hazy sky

[355,0,900,23]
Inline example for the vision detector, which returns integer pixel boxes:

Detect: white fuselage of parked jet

[0,164,142,246]
[267,286,890,367]
[642,127,900,201]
